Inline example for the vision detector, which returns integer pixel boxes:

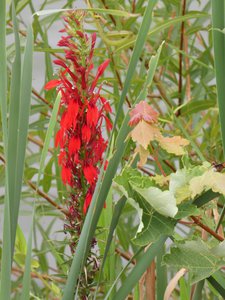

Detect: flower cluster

[45,13,112,240]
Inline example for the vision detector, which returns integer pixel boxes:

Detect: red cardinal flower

[45,13,113,242]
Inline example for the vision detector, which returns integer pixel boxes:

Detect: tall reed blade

[211,0,225,158]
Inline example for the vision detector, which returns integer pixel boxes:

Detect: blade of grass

[37,92,61,187]
[11,24,33,254]
[34,8,139,18]
[207,271,225,298]
[7,1,22,254]
[104,248,143,300]
[113,236,167,300]
[20,212,34,300]
[94,196,126,299]
[0,0,8,149]
[211,0,225,158]
[62,21,162,299]
[156,245,167,300]
[0,191,11,300]
[192,280,204,300]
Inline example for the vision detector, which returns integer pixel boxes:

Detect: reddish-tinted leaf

[129,100,159,126]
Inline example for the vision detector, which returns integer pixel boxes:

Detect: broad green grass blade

[156,245,167,300]
[113,236,167,300]
[62,10,161,297]
[211,1,225,158]
[20,212,34,300]
[34,8,139,18]
[0,0,8,149]
[94,197,126,299]
[11,24,33,254]
[207,271,225,298]
[0,191,11,300]
[37,92,61,187]
[192,281,204,300]
[104,248,143,300]
[7,1,22,254]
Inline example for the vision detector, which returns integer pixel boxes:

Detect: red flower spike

[68,136,81,155]
[82,125,91,143]
[83,165,98,184]
[44,79,61,90]
[45,14,113,249]
[129,100,159,126]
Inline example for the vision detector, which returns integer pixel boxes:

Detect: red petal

[44,79,61,90]
[90,59,110,92]
[61,165,72,185]
[83,165,98,184]
[58,150,66,165]
[86,105,99,127]
[68,136,81,155]
[82,125,91,143]
[53,60,68,68]
[83,191,92,214]
[55,129,64,148]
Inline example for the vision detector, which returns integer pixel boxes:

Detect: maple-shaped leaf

[130,120,161,149]
[157,135,189,155]
[190,169,225,198]
[129,101,159,126]
[134,145,149,167]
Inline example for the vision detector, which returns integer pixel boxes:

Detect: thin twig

[27,180,69,217]
[177,0,187,116]
[191,216,224,242]
[115,248,136,265]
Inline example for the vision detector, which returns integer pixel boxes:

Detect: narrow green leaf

[7,1,21,254]
[207,271,225,298]
[94,197,126,299]
[0,0,7,150]
[37,92,61,187]
[212,0,225,159]
[113,236,167,300]
[20,213,34,300]
[192,280,204,300]
[34,8,139,18]
[156,246,167,300]
[11,24,33,254]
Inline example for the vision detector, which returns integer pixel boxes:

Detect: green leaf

[37,92,61,187]
[35,8,139,18]
[112,236,167,300]
[190,169,225,198]
[180,100,215,116]
[163,240,225,284]
[131,184,178,218]
[169,164,209,204]
[133,211,175,246]
[212,1,225,159]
